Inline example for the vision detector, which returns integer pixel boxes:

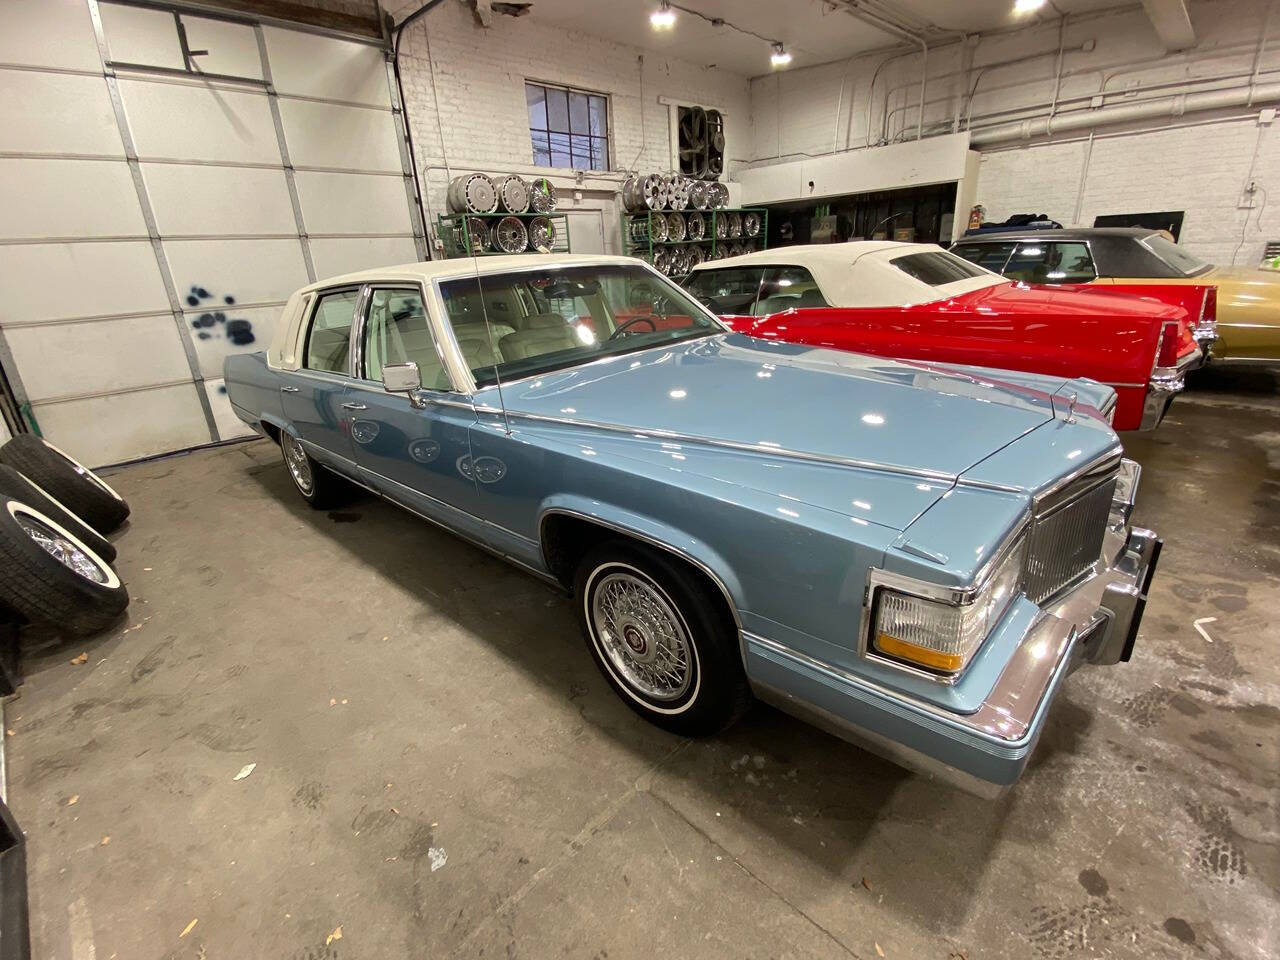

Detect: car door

[346,284,483,524]
[282,286,361,475]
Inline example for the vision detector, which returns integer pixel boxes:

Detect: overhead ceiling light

[770,43,792,67]
[650,1,676,30]
[1013,0,1046,13]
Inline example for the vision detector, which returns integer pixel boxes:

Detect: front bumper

[747,518,1161,796]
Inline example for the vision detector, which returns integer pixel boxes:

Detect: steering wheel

[609,316,658,340]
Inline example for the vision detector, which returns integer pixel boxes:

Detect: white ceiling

[390,0,1132,77]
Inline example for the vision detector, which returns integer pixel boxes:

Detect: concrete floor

[5,369,1278,960]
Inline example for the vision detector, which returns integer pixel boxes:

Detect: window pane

[1004,242,1051,283]
[531,130,551,167]
[546,87,569,133]
[756,267,829,315]
[952,241,1016,274]
[682,267,764,315]
[549,131,571,168]
[568,92,589,134]
[1041,242,1095,282]
[363,289,449,389]
[525,83,547,131]
[1141,234,1210,276]
[591,136,608,170]
[589,96,607,136]
[570,134,591,169]
[890,251,988,285]
[305,290,358,373]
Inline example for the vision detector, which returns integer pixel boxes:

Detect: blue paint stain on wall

[187,286,255,346]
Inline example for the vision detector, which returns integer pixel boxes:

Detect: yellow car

[951,228,1280,363]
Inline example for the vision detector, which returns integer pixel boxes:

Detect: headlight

[871,537,1026,676]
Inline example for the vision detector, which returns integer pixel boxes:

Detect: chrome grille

[1025,476,1116,604]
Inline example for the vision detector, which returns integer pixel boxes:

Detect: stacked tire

[0,436,131,637]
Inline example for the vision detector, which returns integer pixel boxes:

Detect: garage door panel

[182,17,264,81]
[0,0,103,72]
[33,383,211,467]
[310,237,419,278]
[295,172,414,236]
[0,158,147,240]
[165,239,308,311]
[0,71,123,157]
[184,305,281,380]
[262,27,390,107]
[204,377,257,440]
[117,78,278,164]
[142,164,297,236]
[0,241,169,324]
[98,2,184,70]
[6,315,192,401]
[279,100,401,172]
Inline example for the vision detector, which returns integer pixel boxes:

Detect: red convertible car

[684,242,1213,431]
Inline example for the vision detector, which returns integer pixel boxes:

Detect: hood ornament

[1065,391,1078,424]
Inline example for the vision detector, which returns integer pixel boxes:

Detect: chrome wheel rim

[18,513,109,583]
[591,572,692,701]
[282,434,314,495]
[45,440,123,501]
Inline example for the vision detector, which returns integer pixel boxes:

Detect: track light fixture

[650,1,676,30]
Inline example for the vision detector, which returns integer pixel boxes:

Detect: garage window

[526,82,609,171]
[305,289,359,374]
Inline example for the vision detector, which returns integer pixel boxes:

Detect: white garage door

[0,0,424,466]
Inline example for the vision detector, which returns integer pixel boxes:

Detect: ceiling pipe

[836,1,929,140]
[969,79,1280,145]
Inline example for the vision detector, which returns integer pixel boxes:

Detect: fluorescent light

[650,2,676,29]
[1014,0,1046,13]
[770,43,792,67]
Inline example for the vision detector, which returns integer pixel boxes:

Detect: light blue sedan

[225,254,1160,794]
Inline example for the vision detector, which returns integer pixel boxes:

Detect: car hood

[497,334,1062,482]
[957,281,1185,318]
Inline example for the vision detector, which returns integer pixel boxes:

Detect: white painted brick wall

[395,0,748,247]
[743,0,1280,265]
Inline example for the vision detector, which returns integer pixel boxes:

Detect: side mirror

[382,362,426,408]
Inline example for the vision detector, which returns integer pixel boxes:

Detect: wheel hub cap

[18,515,108,584]
[592,572,691,701]
[283,435,314,494]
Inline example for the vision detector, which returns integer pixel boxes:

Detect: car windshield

[1140,234,1212,276]
[439,263,722,386]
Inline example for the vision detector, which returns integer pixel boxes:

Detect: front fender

[536,494,746,622]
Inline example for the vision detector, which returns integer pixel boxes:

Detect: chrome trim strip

[1031,448,1122,513]
[537,507,749,670]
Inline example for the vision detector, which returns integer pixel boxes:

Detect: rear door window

[952,242,1016,274]
[754,267,829,315]
[890,251,989,285]
[1005,241,1095,283]
[304,289,359,374]
[683,268,764,315]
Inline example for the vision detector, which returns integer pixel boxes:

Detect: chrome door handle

[281,386,299,393]
[341,402,368,411]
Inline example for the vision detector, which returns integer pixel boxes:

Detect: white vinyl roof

[689,241,1008,308]
[299,253,644,293]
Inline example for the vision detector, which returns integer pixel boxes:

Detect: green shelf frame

[621,208,767,274]
[438,211,571,259]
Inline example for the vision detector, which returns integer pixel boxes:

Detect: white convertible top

[688,241,1007,308]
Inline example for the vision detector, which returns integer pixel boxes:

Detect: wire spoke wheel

[282,433,314,495]
[591,572,692,701]
[528,216,556,253]
[16,512,109,584]
[494,215,529,253]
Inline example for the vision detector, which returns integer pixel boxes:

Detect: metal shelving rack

[622,208,767,275]
[438,212,571,259]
